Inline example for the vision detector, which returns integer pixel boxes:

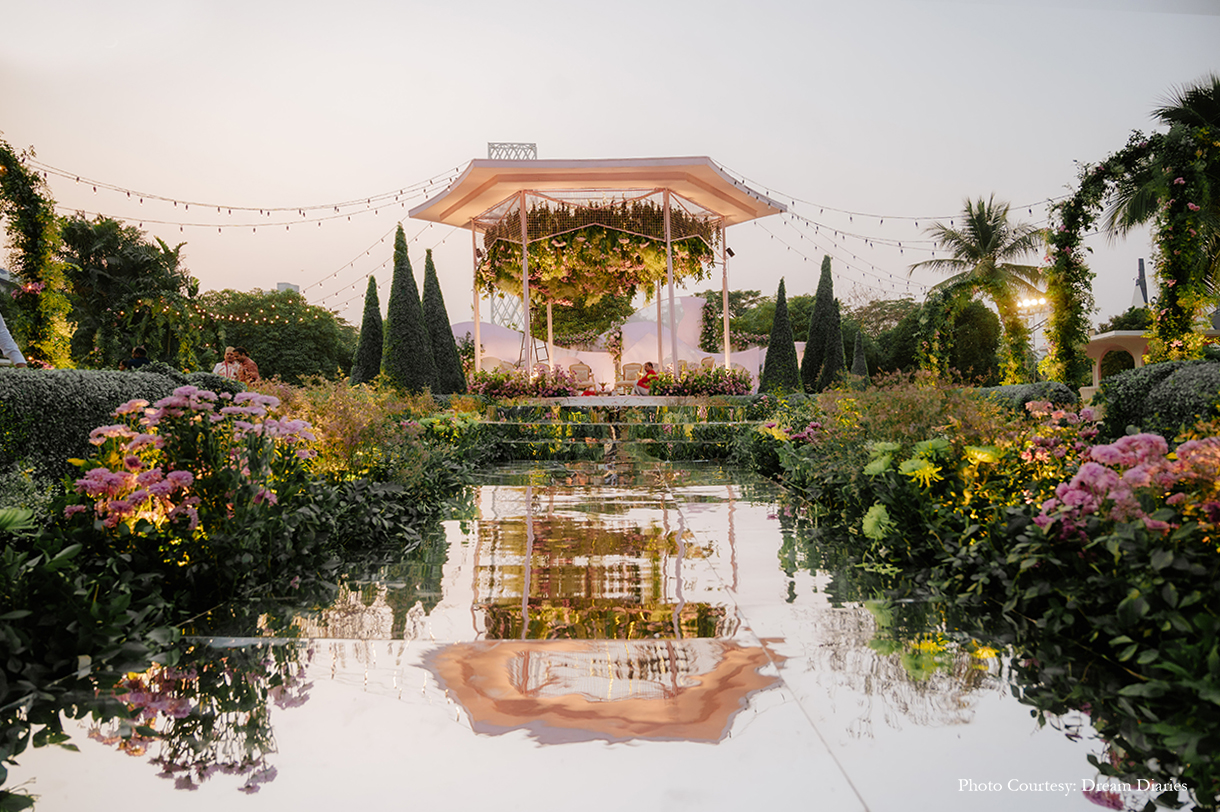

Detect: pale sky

[3,0,1218,329]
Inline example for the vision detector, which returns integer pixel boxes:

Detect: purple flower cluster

[1015,403,1101,487]
[71,464,197,529]
[1035,432,1220,538]
[788,421,825,444]
[65,385,318,532]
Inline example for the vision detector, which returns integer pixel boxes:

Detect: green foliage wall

[422,250,466,395]
[0,368,240,480]
[758,279,801,392]
[350,275,383,386]
[529,292,635,347]
[58,215,200,369]
[382,226,436,392]
[950,300,1001,385]
[198,288,356,384]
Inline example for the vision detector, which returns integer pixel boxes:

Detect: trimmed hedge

[1133,362,1220,440]
[1094,360,1217,441]
[0,368,243,480]
[976,381,1076,412]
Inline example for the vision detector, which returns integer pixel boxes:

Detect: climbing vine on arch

[0,137,71,367]
[1045,126,1214,387]
[916,285,965,378]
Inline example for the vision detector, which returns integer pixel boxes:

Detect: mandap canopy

[408,156,786,373]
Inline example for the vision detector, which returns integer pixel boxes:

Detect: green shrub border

[0,369,244,480]
[1094,360,1216,441]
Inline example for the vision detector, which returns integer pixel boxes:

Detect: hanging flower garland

[477,200,717,305]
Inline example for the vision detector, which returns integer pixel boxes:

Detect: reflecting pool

[10,462,1180,811]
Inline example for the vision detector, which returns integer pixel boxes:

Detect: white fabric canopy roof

[408,156,785,229]
[411,155,786,375]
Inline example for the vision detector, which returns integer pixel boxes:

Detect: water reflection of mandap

[424,638,782,744]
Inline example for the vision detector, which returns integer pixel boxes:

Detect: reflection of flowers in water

[86,642,314,794]
[789,602,1005,739]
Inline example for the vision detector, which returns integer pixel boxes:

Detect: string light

[36,154,1081,322]
[28,157,464,219]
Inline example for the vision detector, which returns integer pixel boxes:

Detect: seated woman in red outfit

[632,362,658,395]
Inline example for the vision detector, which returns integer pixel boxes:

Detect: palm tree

[910,196,1043,383]
[1105,73,1220,293]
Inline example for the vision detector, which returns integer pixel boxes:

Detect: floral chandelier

[475,192,721,305]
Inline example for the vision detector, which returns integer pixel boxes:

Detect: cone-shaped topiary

[816,299,846,392]
[801,256,835,392]
[849,327,870,388]
[382,225,436,392]
[349,275,383,386]
[422,249,466,394]
[759,278,802,392]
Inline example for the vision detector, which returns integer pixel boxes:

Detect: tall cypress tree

[422,249,466,394]
[349,275,383,385]
[759,278,801,392]
[382,225,435,392]
[816,299,847,392]
[801,256,836,392]
[850,328,870,387]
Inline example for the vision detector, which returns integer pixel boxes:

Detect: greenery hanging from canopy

[477,200,717,305]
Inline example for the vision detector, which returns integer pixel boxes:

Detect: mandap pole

[665,190,678,372]
[519,191,532,371]
[656,281,663,370]
[471,222,482,373]
[721,225,731,369]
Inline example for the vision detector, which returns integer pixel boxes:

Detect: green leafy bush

[2,510,181,802]
[761,380,1220,804]
[772,372,1012,513]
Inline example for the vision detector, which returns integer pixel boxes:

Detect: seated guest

[125,345,152,369]
[633,362,658,395]
[212,346,241,379]
[0,312,27,367]
[235,346,260,384]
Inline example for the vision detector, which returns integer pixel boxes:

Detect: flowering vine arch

[1045,127,1215,387]
[0,138,71,367]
